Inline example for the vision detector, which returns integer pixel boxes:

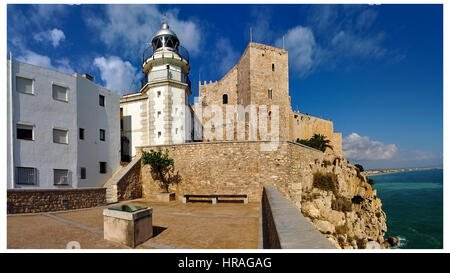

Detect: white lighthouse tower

[120,19,193,157]
[143,19,192,145]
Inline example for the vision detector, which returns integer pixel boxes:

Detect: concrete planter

[153,192,176,202]
[103,205,153,248]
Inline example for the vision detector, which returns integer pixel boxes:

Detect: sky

[6,3,443,170]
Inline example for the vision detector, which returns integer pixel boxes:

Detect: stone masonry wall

[138,140,386,248]
[138,141,313,202]
[116,157,142,201]
[290,113,343,156]
[7,188,106,214]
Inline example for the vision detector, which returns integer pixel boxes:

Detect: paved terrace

[7,200,260,249]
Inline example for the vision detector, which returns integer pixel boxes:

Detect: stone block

[151,192,176,202]
[103,206,153,248]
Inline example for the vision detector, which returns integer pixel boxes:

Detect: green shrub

[312,172,339,195]
[333,157,340,166]
[356,238,367,249]
[351,195,364,204]
[332,196,353,212]
[367,178,375,186]
[355,164,364,172]
[296,134,333,152]
[142,149,177,193]
[335,224,349,235]
[323,160,332,167]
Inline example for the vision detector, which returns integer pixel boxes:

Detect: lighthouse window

[155,38,163,49]
[272,63,275,71]
[268,89,272,99]
[166,37,174,48]
[223,94,228,104]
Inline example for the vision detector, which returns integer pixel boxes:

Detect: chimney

[82,73,94,81]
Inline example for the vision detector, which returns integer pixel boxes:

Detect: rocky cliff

[299,153,388,249]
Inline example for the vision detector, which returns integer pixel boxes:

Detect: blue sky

[7,4,443,170]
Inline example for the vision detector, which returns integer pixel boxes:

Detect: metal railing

[142,45,190,64]
[141,68,191,90]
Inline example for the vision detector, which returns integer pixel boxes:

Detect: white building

[120,20,194,158]
[7,58,121,189]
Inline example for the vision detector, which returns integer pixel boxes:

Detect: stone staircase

[103,156,142,204]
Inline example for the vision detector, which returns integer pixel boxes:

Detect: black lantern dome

[151,20,180,52]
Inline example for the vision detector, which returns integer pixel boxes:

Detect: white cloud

[343,133,397,160]
[93,56,141,95]
[356,9,378,31]
[84,5,202,59]
[29,4,69,26]
[275,26,318,77]
[212,37,240,76]
[34,28,66,47]
[17,50,74,74]
[331,30,386,59]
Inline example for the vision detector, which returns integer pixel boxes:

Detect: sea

[369,169,443,249]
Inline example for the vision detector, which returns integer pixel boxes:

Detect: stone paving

[7,199,260,249]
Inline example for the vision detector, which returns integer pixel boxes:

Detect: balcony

[141,68,191,90]
[142,45,189,65]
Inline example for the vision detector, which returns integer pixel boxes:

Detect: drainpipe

[8,52,14,189]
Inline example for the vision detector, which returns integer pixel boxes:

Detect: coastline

[362,167,442,176]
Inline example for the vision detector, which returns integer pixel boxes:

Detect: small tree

[355,164,364,172]
[296,134,333,152]
[142,149,177,193]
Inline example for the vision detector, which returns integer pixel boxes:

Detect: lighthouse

[120,19,193,157]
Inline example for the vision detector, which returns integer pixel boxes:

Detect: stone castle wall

[290,113,343,156]
[7,188,106,214]
[196,42,342,156]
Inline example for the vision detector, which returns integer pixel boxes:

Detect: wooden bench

[182,195,218,204]
[216,194,248,204]
[182,194,248,204]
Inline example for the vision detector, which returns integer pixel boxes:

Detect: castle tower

[141,19,192,145]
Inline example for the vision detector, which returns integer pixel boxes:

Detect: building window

[268,89,272,99]
[16,167,36,185]
[17,124,33,140]
[268,111,272,120]
[16,76,33,94]
[157,91,161,97]
[79,128,85,140]
[100,129,105,141]
[272,63,275,71]
[157,111,161,118]
[52,84,68,102]
[120,108,123,130]
[54,169,69,185]
[99,94,105,107]
[223,94,228,104]
[100,162,107,174]
[158,131,161,138]
[80,168,86,179]
[53,129,68,144]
